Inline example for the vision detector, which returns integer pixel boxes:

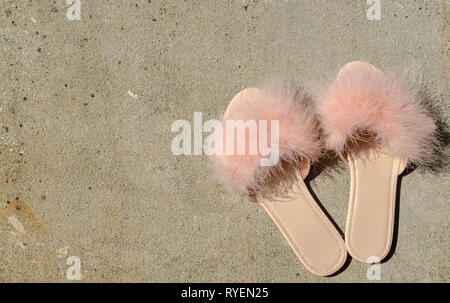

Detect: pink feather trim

[315,61,437,165]
[211,84,321,197]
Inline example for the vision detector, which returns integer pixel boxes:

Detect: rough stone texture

[0,0,448,282]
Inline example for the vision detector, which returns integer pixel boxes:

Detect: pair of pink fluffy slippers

[211,61,437,276]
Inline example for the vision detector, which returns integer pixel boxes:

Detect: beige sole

[259,177,347,276]
[345,148,405,263]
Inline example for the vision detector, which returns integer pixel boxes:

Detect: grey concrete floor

[0,0,448,282]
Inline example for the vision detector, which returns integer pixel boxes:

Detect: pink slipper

[315,61,437,263]
[211,85,347,276]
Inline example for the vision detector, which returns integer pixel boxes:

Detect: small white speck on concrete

[8,216,25,234]
[127,90,138,98]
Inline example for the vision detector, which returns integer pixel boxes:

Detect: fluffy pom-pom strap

[315,61,437,165]
[210,84,322,197]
